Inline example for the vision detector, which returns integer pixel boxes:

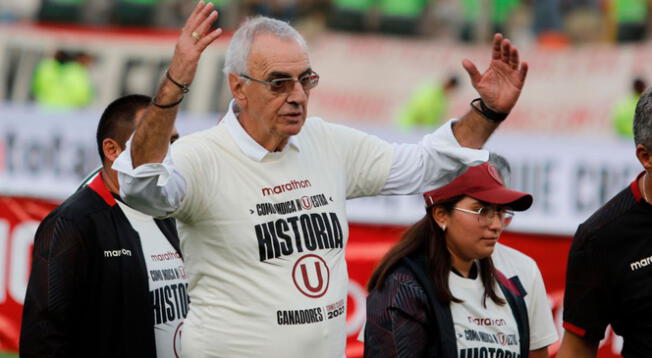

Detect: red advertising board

[0,196,622,357]
[0,196,58,351]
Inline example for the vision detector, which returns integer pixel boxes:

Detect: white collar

[221,100,301,162]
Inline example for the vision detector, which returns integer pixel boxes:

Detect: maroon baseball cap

[423,163,533,211]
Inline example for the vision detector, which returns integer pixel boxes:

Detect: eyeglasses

[453,206,514,226]
[239,72,320,94]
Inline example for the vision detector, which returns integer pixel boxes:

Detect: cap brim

[469,187,533,211]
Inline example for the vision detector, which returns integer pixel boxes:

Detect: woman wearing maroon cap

[364,163,543,358]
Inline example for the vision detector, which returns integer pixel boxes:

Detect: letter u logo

[292,254,330,298]
[301,262,324,293]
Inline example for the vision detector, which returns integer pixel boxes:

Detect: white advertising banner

[346,130,639,235]
[0,103,641,235]
[0,103,216,199]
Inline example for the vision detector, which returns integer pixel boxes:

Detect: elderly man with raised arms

[113,2,529,357]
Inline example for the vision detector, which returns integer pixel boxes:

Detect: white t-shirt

[117,201,188,358]
[449,266,522,357]
[170,115,394,358]
[492,243,559,350]
[358,243,559,352]
[113,100,490,357]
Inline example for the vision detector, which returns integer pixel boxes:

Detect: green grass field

[0,353,17,358]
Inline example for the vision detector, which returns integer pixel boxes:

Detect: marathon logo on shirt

[630,254,652,271]
[459,347,520,358]
[151,282,190,325]
[468,316,507,327]
[104,248,132,258]
[262,179,311,196]
[255,194,330,217]
[255,212,344,261]
[151,251,182,262]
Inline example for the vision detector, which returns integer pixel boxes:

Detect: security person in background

[20,94,186,358]
[32,50,94,109]
[398,75,459,131]
[613,77,646,138]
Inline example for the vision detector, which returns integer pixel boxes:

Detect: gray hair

[634,87,652,148]
[488,152,512,188]
[223,16,307,76]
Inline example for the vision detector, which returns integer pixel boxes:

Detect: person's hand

[168,1,223,85]
[462,34,528,114]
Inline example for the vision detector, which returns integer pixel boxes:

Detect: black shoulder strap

[154,218,182,259]
[495,270,530,358]
[402,257,458,358]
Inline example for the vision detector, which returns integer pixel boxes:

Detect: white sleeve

[380,119,489,195]
[320,120,394,199]
[112,138,187,218]
[527,266,559,350]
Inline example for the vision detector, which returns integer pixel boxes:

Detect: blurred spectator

[492,0,521,36]
[459,0,480,42]
[206,0,242,30]
[0,0,39,22]
[113,0,158,27]
[327,0,373,32]
[459,0,521,42]
[613,77,647,138]
[250,0,299,24]
[532,0,563,36]
[562,1,603,43]
[377,0,429,36]
[37,0,85,23]
[398,75,459,131]
[608,0,649,42]
[32,50,94,109]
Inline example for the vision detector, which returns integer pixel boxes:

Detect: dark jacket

[20,174,181,358]
[365,255,529,358]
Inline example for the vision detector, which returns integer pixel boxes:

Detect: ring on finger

[191,31,201,41]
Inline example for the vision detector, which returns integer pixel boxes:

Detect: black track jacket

[19,173,181,358]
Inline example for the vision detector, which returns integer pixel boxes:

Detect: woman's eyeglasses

[453,206,514,226]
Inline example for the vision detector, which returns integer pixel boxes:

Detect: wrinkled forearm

[453,109,500,149]
[131,78,184,167]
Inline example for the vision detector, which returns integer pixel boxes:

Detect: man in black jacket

[20,94,186,358]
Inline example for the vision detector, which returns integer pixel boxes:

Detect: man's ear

[636,144,652,170]
[228,72,247,105]
[102,138,122,163]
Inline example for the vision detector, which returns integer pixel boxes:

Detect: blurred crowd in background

[0,0,651,44]
[1,0,651,139]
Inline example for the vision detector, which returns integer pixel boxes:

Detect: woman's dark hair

[367,195,505,307]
